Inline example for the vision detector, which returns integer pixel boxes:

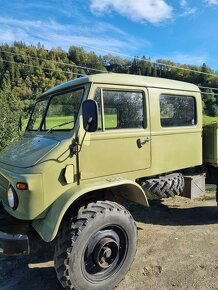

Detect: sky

[1,0,218,70]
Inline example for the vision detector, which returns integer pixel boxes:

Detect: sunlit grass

[203,115,218,125]
[24,115,118,131]
[105,114,117,129]
[24,114,218,132]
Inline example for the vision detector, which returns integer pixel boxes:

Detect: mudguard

[32,178,148,242]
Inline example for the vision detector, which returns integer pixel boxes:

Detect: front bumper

[0,231,29,255]
[0,202,30,256]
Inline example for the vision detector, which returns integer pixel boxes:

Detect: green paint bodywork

[33,178,148,242]
[0,136,60,168]
[203,123,218,166]
[0,73,206,241]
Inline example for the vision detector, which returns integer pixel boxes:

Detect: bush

[0,88,22,151]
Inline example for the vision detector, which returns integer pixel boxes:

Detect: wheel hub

[93,237,119,269]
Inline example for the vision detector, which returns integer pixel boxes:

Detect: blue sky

[1,0,218,69]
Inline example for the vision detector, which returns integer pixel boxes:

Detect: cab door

[80,84,151,180]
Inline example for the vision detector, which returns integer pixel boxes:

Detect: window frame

[26,99,49,131]
[26,86,85,132]
[94,87,147,131]
[159,93,197,128]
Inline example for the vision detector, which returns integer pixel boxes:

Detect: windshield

[27,87,84,131]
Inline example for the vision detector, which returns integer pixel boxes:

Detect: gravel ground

[0,191,218,290]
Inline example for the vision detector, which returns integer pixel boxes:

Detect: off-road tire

[141,173,185,200]
[54,200,137,290]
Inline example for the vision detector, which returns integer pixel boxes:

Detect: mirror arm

[77,131,87,154]
[75,118,93,154]
[70,117,93,155]
[71,136,81,185]
[70,121,91,185]
[70,115,94,185]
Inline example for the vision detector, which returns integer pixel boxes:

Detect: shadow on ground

[0,234,60,290]
[127,200,218,227]
[1,198,218,290]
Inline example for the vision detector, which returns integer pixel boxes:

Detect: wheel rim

[94,237,119,269]
[82,226,128,282]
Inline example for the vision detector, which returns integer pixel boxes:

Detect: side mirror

[82,100,98,132]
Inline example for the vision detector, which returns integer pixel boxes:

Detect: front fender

[32,178,148,242]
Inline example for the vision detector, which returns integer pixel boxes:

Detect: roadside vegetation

[203,115,218,124]
[0,42,217,150]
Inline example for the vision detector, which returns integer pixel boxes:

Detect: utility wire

[1,59,86,76]
[0,50,107,74]
[1,57,218,96]
[71,42,218,78]
[198,85,218,96]
[200,91,218,96]
[1,47,218,79]
[199,85,218,91]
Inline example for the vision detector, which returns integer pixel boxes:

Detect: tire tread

[54,201,136,290]
[140,173,185,200]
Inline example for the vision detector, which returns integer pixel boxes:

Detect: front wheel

[54,201,137,290]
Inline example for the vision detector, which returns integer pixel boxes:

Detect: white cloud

[205,0,218,4]
[90,0,173,24]
[0,16,150,55]
[179,0,197,16]
[180,7,197,16]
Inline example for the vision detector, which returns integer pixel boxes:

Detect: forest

[0,41,218,150]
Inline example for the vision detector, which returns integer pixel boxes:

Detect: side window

[160,95,197,127]
[94,89,145,130]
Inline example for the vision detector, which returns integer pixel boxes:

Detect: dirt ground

[0,191,218,290]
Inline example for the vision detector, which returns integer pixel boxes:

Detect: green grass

[23,116,74,131]
[45,116,74,129]
[24,115,117,131]
[24,114,218,132]
[203,115,218,124]
[105,114,117,129]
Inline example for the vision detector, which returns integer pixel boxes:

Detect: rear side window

[160,95,197,127]
[94,89,145,130]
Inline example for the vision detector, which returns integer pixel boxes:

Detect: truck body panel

[147,87,202,175]
[0,73,216,242]
[32,178,148,242]
[203,123,218,166]
[81,82,202,182]
[80,84,151,179]
[0,73,217,290]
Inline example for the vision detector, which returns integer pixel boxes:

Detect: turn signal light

[16,182,28,190]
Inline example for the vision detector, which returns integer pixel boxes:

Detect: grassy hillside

[203,115,218,124]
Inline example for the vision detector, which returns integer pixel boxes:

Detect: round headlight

[7,185,18,210]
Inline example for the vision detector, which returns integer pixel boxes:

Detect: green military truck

[0,74,217,290]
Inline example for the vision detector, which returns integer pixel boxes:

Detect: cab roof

[41,73,200,97]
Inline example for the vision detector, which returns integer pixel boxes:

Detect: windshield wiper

[47,120,74,133]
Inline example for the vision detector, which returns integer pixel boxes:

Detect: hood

[0,136,60,168]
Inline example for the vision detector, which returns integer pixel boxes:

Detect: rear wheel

[54,200,137,290]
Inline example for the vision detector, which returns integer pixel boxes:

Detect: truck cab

[0,74,213,290]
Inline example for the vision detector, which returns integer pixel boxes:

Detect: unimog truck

[0,73,217,290]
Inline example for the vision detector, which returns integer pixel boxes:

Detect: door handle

[136,137,152,148]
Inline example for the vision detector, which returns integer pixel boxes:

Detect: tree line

[0,41,217,150]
